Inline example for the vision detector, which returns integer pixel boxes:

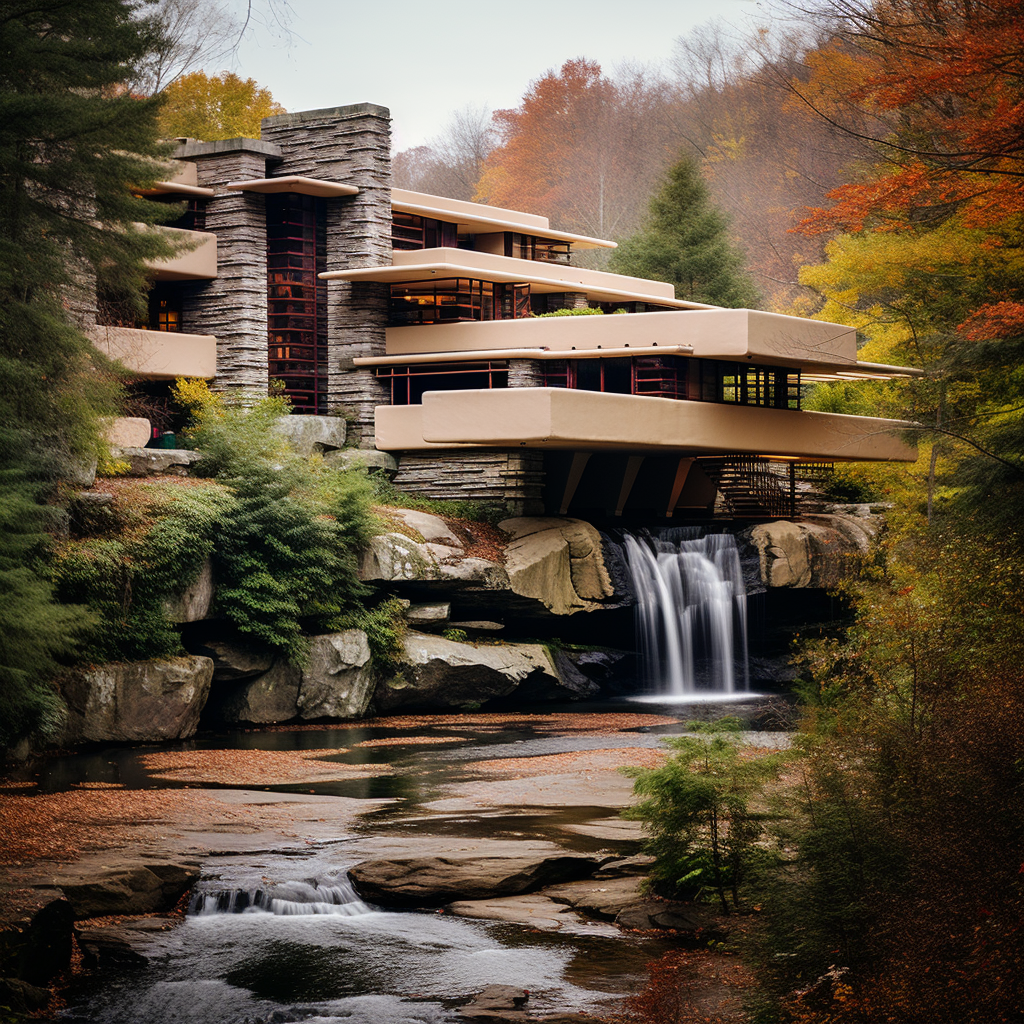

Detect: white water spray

[623,529,749,697]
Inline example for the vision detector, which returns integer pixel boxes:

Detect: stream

[31,699,787,1024]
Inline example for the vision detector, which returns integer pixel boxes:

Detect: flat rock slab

[40,858,200,918]
[348,853,607,907]
[447,894,586,931]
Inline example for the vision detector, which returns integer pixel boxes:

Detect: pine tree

[609,155,760,308]
[0,1,176,747]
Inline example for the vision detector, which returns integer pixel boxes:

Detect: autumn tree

[609,155,760,307]
[475,59,675,244]
[157,70,285,140]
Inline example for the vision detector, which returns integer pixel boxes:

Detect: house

[91,102,918,519]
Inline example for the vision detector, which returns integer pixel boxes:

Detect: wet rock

[75,925,148,970]
[0,888,74,986]
[447,894,584,932]
[50,859,200,918]
[296,630,375,719]
[459,985,530,1020]
[543,876,644,921]
[113,447,201,477]
[189,634,275,683]
[348,853,607,907]
[60,656,214,743]
[373,631,557,712]
[164,558,214,623]
[274,414,346,454]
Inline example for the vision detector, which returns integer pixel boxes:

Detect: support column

[665,458,694,518]
[559,452,591,515]
[615,456,645,516]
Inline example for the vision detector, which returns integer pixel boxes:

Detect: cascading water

[623,528,749,698]
[189,875,371,917]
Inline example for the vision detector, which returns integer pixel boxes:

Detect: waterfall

[623,529,749,698]
[189,875,371,917]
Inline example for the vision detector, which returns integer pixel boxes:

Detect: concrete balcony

[145,226,218,281]
[374,388,917,463]
[89,325,216,379]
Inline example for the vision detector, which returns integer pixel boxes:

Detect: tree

[609,156,761,307]
[622,718,782,913]
[157,70,285,140]
[0,0,177,746]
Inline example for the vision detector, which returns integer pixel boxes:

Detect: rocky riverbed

[0,708,786,1023]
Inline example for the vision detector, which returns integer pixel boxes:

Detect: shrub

[332,596,408,672]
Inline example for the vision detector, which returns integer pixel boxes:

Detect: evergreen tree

[0,1,175,747]
[609,155,760,308]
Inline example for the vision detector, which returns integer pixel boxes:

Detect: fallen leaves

[139,748,393,786]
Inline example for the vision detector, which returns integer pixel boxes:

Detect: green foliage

[332,597,408,672]
[622,718,784,913]
[442,627,469,643]
[369,475,509,525]
[52,484,233,663]
[535,306,605,317]
[609,155,761,308]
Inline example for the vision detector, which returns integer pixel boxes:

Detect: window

[388,279,531,326]
[375,361,508,405]
[266,193,327,414]
[392,212,458,250]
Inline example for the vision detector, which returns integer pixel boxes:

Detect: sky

[219,0,764,153]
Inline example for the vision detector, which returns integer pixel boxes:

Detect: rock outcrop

[60,656,214,743]
[113,447,201,477]
[47,858,200,918]
[373,631,558,712]
[347,853,607,907]
[296,630,376,719]
[0,888,74,987]
[273,413,347,454]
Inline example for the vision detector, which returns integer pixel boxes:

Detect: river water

[39,701,787,1024]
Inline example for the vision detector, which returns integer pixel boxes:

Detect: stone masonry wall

[262,105,393,445]
[180,140,281,394]
[392,450,546,516]
[508,359,544,388]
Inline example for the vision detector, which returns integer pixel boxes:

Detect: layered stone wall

[179,139,281,394]
[262,104,393,444]
[391,449,545,516]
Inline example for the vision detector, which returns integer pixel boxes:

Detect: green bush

[535,306,604,317]
[332,596,408,672]
[370,476,509,525]
[442,627,469,643]
[622,718,784,913]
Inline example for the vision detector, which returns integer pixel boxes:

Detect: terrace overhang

[226,175,359,198]
[320,247,702,309]
[392,189,615,249]
[375,388,918,463]
[88,325,216,379]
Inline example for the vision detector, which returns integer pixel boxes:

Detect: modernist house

[90,102,918,519]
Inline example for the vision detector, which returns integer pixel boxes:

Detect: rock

[0,978,51,1013]
[102,416,151,448]
[359,532,434,582]
[322,448,398,477]
[347,853,606,907]
[0,888,74,986]
[60,656,214,743]
[390,508,462,546]
[75,925,148,970]
[65,455,98,488]
[113,447,201,477]
[358,532,507,589]
[273,414,347,454]
[374,632,557,712]
[543,876,644,921]
[459,985,530,1020]
[447,894,584,932]
[296,630,376,719]
[746,513,882,589]
[219,659,301,724]
[613,900,730,939]
[499,518,614,615]
[188,634,275,682]
[448,621,504,634]
[49,859,200,919]
[163,558,214,623]
[405,602,451,631]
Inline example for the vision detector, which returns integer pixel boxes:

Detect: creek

[41,702,785,1024]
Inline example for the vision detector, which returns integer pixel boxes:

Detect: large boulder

[274,414,347,454]
[322,448,398,477]
[113,447,201,477]
[0,888,74,986]
[48,859,200,918]
[745,512,883,589]
[374,631,556,712]
[60,656,213,743]
[102,416,151,448]
[188,633,275,682]
[296,630,376,719]
[499,518,614,615]
[358,532,506,588]
[218,659,301,725]
[347,853,606,907]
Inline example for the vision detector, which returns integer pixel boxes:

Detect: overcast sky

[219,0,764,152]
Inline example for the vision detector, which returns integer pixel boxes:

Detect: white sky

[218,0,764,152]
